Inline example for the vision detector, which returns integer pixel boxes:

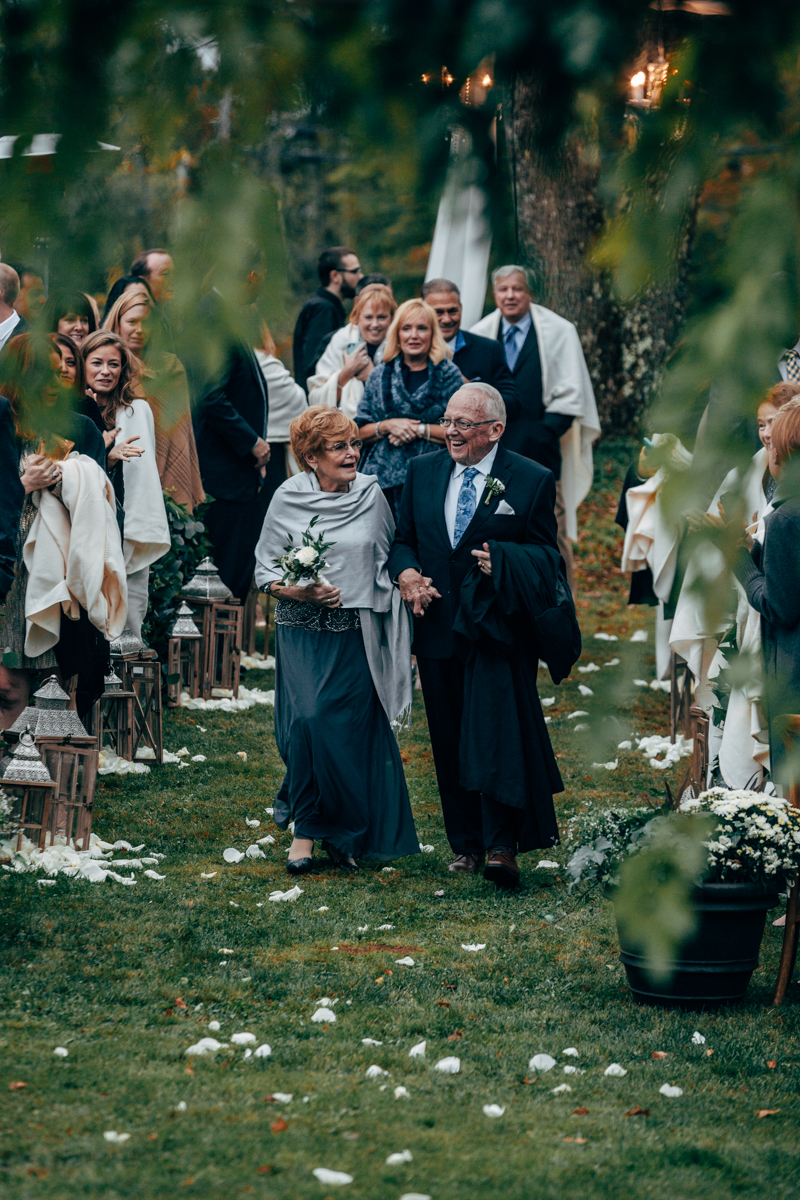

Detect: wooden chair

[670,651,694,744]
[772,715,800,1006]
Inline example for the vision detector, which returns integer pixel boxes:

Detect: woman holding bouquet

[255,405,419,873]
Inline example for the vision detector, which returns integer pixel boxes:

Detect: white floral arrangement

[567,788,800,891]
[273,516,334,587]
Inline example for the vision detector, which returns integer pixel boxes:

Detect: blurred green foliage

[142,493,211,662]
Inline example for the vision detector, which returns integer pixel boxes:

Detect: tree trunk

[506,73,691,436]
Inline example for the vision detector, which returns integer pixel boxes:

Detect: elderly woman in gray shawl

[255,405,419,875]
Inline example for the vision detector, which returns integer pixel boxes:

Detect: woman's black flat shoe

[321,840,358,873]
[287,857,314,875]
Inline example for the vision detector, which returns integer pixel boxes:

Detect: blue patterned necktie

[784,349,800,383]
[453,467,479,546]
[504,324,520,371]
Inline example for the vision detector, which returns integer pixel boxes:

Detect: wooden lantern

[42,743,98,850]
[1,729,56,851]
[181,557,242,700]
[87,670,137,762]
[109,625,164,765]
[166,603,202,707]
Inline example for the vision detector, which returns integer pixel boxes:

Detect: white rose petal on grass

[175,747,190,757]
[269,886,304,902]
[592,760,618,771]
[659,1084,684,1097]
[563,1048,579,1057]
[254,1044,272,1058]
[245,845,266,860]
[311,1008,336,1023]
[191,754,206,762]
[578,663,600,673]
[541,697,555,706]
[563,1065,584,1075]
[483,1104,506,1118]
[394,1086,410,1099]
[381,866,396,873]
[552,1083,572,1094]
[578,684,594,697]
[691,1031,706,1045]
[386,1150,413,1165]
[366,1065,389,1078]
[144,869,166,880]
[243,1049,253,1060]
[53,1046,68,1058]
[419,843,435,853]
[377,923,394,930]
[461,943,486,952]
[529,1054,556,1072]
[185,1037,227,1055]
[633,679,649,688]
[567,711,589,720]
[208,1020,221,1032]
[200,872,217,879]
[537,860,559,869]
[409,1041,426,1058]
[230,1032,256,1045]
[271,1092,292,1102]
[312,1167,353,1187]
[317,906,329,912]
[605,657,621,666]
[362,1038,383,1046]
[223,848,244,864]
[604,1064,627,1077]
[617,740,632,750]
[358,925,369,932]
[246,818,261,827]
[176,1101,187,1111]
[594,632,618,641]
[630,629,648,642]
[256,834,275,846]
[395,956,415,966]
[218,948,234,955]
[103,1131,131,1144]
[434,1056,461,1074]
[400,1195,431,1200]
[237,751,248,762]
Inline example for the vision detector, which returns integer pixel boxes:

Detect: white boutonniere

[484,477,506,506]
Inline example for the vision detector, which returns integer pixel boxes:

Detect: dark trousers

[204,490,269,605]
[416,654,525,856]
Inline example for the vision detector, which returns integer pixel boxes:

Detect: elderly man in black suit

[421,278,518,422]
[189,255,271,603]
[388,382,567,888]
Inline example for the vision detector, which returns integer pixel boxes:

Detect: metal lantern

[110,639,164,766]
[1,729,56,850]
[86,670,137,762]
[182,557,234,602]
[7,675,95,746]
[109,625,147,658]
[181,594,243,701]
[166,603,202,707]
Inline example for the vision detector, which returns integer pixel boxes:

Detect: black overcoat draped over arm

[0,397,23,604]
[452,542,564,851]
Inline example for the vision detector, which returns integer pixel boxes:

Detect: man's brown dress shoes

[448,853,484,874]
[483,847,520,890]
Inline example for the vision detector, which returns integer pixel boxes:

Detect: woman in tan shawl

[103,290,205,513]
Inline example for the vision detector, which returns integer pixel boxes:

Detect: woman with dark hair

[43,290,98,346]
[81,330,170,641]
[101,276,149,323]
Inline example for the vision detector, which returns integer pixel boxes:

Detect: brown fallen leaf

[257,1165,272,1174]
[437,999,451,1008]
[9,1081,26,1091]
[572,1107,590,1116]
[174,997,188,1010]
[624,1107,651,1117]
[757,1109,780,1118]
[270,1118,289,1134]
[185,1067,194,1075]
[574,1137,587,1144]
[705,1049,714,1057]
[448,1030,463,1041]
[651,1051,668,1060]
[767,1060,777,1069]
[164,1008,174,1017]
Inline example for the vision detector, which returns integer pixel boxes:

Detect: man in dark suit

[421,278,519,422]
[292,247,363,394]
[189,256,271,603]
[0,265,27,353]
[387,382,562,887]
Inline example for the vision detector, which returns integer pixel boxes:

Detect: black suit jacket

[452,330,520,422]
[189,291,269,504]
[0,396,23,602]
[293,288,346,394]
[493,321,572,479]
[387,443,559,659]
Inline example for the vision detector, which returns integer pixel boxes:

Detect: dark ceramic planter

[617,882,779,1009]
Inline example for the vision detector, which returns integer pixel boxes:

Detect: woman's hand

[280,582,342,607]
[102,426,120,449]
[382,417,420,446]
[21,454,61,494]
[107,435,144,465]
[340,344,371,387]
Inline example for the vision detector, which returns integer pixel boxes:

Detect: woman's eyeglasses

[438,417,495,432]
[325,440,363,452]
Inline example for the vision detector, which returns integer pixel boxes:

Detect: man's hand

[398,568,441,617]
[471,542,493,577]
[252,436,271,467]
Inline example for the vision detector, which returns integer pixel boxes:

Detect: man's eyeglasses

[438,418,495,432]
[339,265,362,275]
[325,440,363,452]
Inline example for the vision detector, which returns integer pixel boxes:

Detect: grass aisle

[1,440,798,1199]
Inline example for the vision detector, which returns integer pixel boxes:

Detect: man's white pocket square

[495,499,515,515]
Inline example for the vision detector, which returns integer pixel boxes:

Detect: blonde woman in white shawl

[81,330,170,641]
[307,283,396,419]
[255,405,418,875]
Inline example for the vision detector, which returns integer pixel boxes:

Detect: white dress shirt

[0,309,20,352]
[444,442,499,547]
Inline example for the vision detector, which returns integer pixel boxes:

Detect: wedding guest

[388,382,570,888]
[355,299,462,519]
[253,323,308,503]
[471,265,600,598]
[293,247,363,394]
[130,248,174,303]
[81,330,169,640]
[104,290,205,512]
[254,405,418,874]
[735,397,800,787]
[422,278,518,420]
[308,283,396,419]
[0,264,24,350]
[44,289,98,346]
[11,266,45,323]
[101,275,149,323]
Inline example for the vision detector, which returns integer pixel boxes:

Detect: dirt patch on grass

[334,943,419,955]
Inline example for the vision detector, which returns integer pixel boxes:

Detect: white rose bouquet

[273,515,334,586]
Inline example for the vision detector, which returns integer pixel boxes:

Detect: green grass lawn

[1,440,798,1199]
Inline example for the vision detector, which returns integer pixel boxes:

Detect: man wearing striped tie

[388,383,567,889]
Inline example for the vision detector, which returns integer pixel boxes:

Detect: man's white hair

[454,382,506,424]
[491,263,532,292]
